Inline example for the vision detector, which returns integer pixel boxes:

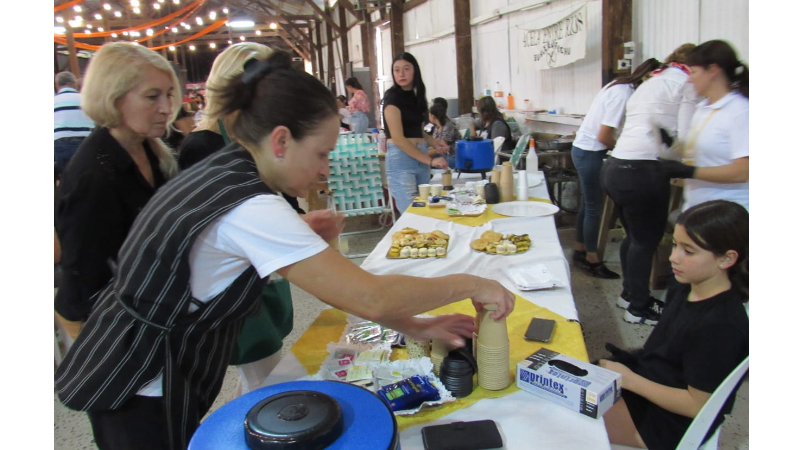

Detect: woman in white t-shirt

[658,40,749,211]
[601,44,699,326]
[55,50,516,450]
[571,58,661,280]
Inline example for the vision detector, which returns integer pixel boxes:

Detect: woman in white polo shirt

[571,58,661,279]
[658,40,749,211]
[601,44,699,326]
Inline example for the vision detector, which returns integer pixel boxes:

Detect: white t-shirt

[573,83,634,151]
[137,194,329,396]
[682,92,749,211]
[611,66,699,160]
[339,107,351,125]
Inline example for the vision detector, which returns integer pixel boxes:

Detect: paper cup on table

[442,172,453,186]
[418,184,431,200]
[431,184,443,196]
[477,340,511,390]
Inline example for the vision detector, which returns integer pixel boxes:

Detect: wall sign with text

[520,2,587,70]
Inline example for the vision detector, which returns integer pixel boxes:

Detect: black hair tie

[242,58,273,85]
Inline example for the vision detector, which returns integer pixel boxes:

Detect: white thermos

[516,170,529,201]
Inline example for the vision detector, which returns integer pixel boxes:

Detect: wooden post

[315,20,325,81]
[325,3,335,92]
[307,25,318,78]
[389,0,404,58]
[361,11,379,127]
[601,0,632,86]
[64,24,81,77]
[338,2,349,69]
[454,0,474,115]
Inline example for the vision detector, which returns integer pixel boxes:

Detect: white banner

[519,3,587,70]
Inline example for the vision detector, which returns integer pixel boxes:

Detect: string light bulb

[94,13,102,20]
[269,22,277,30]
[153,3,160,10]
[86,23,93,29]
[209,42,216,48]
[173,0,180,4]
[227,39,232,44]
[98,27,104,32]
[133,7,140,14]
[209,11,216,20]
[223,7,229,14]
[196,17,203,25]
[256,30,261,35]
[114,11,122,17]
[189,45,196,51]
[73,5,82,12]
[171,27,178,33]
[169,45,176,51]
[146,28,154,36]
[56,16,64,23]
[103,4,112,10]
[130,0,140,6]
[240,36,245,41]
[111,32,118,37]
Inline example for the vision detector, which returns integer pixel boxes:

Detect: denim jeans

[386,141,430,213]
[572,145,609,253]
[349,111,368,134]
[54,136,86,173]
[601,157,670,311]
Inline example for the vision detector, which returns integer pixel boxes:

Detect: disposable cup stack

[430,338,452,376]
[476,305,511,390]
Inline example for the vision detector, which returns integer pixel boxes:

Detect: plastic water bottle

[526,138,538,172]
[371,128,379,144]
[378,129,387,153]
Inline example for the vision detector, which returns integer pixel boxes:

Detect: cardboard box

[515,348,622,419]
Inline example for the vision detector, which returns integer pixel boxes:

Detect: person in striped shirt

[54,71,95,174]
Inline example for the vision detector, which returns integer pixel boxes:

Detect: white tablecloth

[264,174,612,450]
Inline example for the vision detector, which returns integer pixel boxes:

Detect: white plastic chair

[675,355,749,450]
[610,354,749,450]
[492,136,506,165]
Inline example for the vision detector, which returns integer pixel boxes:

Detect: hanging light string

[56,0,207,39]
[54,19,228,51]
[54,0,87,13]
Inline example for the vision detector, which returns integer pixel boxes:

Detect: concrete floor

[54,211,748,449]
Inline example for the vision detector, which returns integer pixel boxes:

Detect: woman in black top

[471,96,513,151]
[55,42,179,326]
[382,52,449,212]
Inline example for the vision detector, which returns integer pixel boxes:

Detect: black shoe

[624,304,661,325]
[585,262,621,279]
[572,250,587,265]
[648,297,665,315]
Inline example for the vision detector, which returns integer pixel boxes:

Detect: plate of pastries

[387,227,451,259]
[470,230,532,255]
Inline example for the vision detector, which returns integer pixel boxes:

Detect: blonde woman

[55,42,179,333]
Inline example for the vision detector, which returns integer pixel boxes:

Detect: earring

[276,153,284,161]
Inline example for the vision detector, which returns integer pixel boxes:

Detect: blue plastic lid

[189,380,398,450]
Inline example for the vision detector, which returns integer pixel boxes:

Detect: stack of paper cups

[430,338,452,376]
[476,305,510,390]
[499,162,514,203]
[516,170,529,201]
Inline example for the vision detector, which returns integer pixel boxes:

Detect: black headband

[242,57,273,85]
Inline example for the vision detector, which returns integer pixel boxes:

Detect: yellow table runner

[409,196,553,227]
[290,294,588,431]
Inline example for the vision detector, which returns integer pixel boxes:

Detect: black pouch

[421,420,503,450]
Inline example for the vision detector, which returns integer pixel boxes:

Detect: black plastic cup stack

[439,347,478,398]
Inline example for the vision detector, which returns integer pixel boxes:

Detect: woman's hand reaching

[470,279,515,320]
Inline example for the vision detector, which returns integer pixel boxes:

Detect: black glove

[658,158,696,179]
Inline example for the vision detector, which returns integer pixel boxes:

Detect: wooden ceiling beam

[303,0,340,30]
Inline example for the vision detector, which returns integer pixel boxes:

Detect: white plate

[523,171,545,188]
[492,201,560,217]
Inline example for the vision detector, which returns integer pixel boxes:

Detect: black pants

[88,395,170,450]
[601,157,670,311]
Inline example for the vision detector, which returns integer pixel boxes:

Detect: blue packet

[378,374,441,411]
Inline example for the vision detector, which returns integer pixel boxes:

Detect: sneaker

[624,305,661,325]
[585,262,621,279]
[616,290,630,309]
[649,297,665,315]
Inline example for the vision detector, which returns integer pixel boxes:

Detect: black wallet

[421,420,504,450]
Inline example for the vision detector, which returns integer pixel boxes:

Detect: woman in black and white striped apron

[55,50,516,450]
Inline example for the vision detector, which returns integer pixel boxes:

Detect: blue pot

[455,139,494,172]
